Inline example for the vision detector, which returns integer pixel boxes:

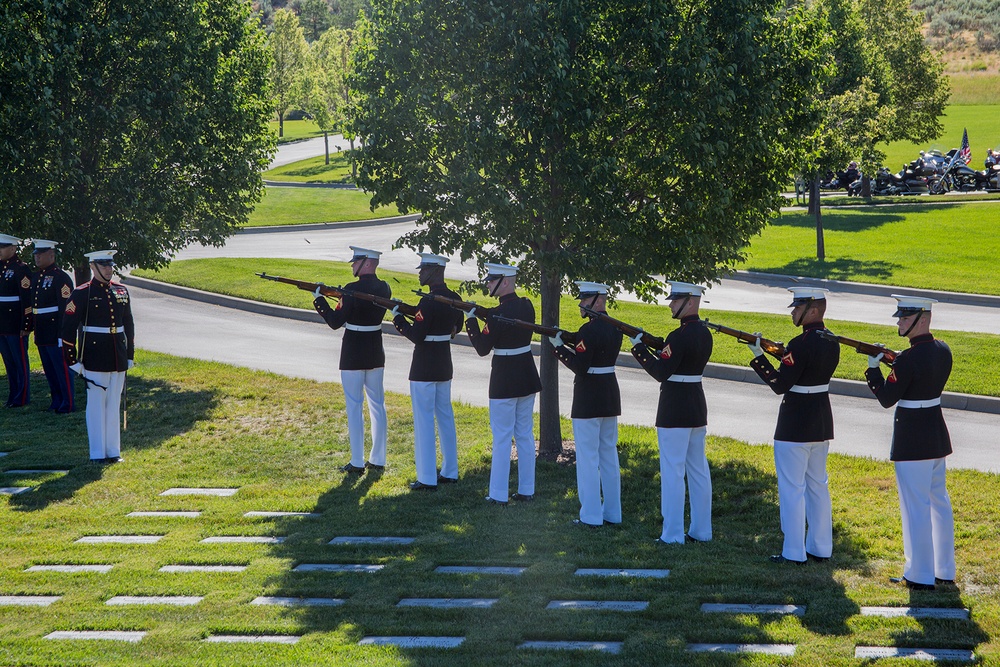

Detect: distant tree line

[254,0,371,38]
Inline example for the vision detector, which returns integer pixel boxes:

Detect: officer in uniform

[631,281,713,544]
[60,250,135,463]
[465,263,542,505]
[313,247,391,475]
[551,281,622,527]
[0,233,32,408]
[28,239,75,413]
[747,287,839,564]
[393,253,465,491]
[865,295,955,591]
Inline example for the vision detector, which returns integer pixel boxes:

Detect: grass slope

[248,187,399,227]
[881,104,1000,173]
[132,258,1000,398]
[1,351,997,665]
[269,119,326,144]
[263,154,354,184]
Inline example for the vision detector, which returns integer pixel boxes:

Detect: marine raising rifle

[817,329,898,366]
[256,272,419,318]
[701,319,786,359]
[580,305,665,349]
[412,290,495,321]
[492,315,578,347]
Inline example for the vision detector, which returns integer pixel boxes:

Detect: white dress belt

[345,323,382,332]
[493,345,532,357]
[788,384,830,394]
[423,334,451,342]
[82,326,125,335]
[898,398,941,409]
[0,295,20,302]
[33,306,59,314]
[666,374,702,383]
[586,366,616,375]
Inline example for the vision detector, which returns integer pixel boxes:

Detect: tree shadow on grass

[770,209,907,232]
[752,257,902,282]
[4,373,217,512]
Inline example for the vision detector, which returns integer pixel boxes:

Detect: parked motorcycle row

[820,150,1000,197]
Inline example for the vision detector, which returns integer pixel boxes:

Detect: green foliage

[270,8,309,133]
[349,0,829,299]
[0,0,274,271]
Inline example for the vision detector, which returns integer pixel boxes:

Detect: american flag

[958,128,971,165]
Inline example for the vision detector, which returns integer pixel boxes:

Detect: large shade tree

[0,0,274,275]
[350,0,829,453]
[270,7,309,138]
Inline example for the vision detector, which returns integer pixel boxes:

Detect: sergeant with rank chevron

[27,239,75,413]
[0,233,32,408]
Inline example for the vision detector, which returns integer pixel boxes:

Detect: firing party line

[0,232,957,592]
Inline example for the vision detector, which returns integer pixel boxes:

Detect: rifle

[256,272,419,317]
[701,319,786,360]
[817,329,898,366]
[580,305,665,349]
[412,290,495,321]
[492,316,577,346]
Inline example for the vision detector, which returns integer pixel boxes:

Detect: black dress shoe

[806,552,830,563]
[485,496,508,506]
[436,474,458,484]
[685,534,708,544]
[935,577,956,585]
[340,463,365,475]
[571,519,600,529]
[890,576,935,591]
[364,462,385,472]
[408,481,437,491]
[654,537,673,546]
[101,457,123,464]
[511,493,534,502]
[769,555,806,565]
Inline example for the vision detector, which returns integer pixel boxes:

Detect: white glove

[547,331,564,347]
[868,353,884,368]
[389,305,400,318]
[463,307,477,320]
[69,362,84,375]
[628,332,645,347]
[747,336,764,358]
[313,283,325,298]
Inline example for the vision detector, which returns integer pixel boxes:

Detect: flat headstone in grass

[518,641,623,654]
[251,597,345,607]
[0,487,31,495]
[159,565,247,573]
[434,566,526,575]
[293,564,384,573]
[204,635,300,644]
[574,568,670,579]
[128,511,201,518]
[329,537,414,546]
[201,536,285,544]
[688,644,796,656]
[546,601,649,612]
[76,536,163,544]
[106,596,203,606]
[45,631,146,642]
[397,598,499,609]
[860,606,971,620]
[358,636,465,649]
[3,469,69,475]
[855,647,974,661]
[26,564,113,573]
[700,603,806,616]
[160,488,239,497]
[245,511,321,518]
[0,596,61,606]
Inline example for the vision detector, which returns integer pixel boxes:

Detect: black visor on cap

[0,243,13,248]
[788,297,824,308]
[33,247,53,254]
[892,307,923,318]
[92,259,114,266]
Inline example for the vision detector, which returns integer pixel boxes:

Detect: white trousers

[657,427,712,543]
[85,371,126,460]
[488,395,536,502]
[342,368,388,467]
[572,417,621,525]
[895,458,956,585]
[774,440,833,561]
[410,380,458,485]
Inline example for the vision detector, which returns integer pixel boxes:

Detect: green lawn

[132,258,1000,398]
[269,119,327,144]
[263,154,354,184]
[946,72,1000,107]
[747,202,1000,296]
[1,350,997,665]
[881,104,1000,173]
[248,187,400,227]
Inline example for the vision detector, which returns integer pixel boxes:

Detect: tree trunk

[807,179,817,215]
[324,131,330,165]
[812,180,825,261]
[538,265,562,456]
[349,137,357,181]
[278,113,284,138]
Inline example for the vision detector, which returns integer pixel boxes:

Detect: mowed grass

[263,154,354,184]
[747,202,1000,295]
[131,258,1000,397]
[948,73,1000,106]
[248,187,400,227]
[269,119,326,144]
[881,104,1000,173]
[1,350,998,665]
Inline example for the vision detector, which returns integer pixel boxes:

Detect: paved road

[174,221,1000,335]
[130,285,1000,473]
[270,135,351,169]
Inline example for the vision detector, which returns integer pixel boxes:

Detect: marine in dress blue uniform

[27,239,75,413]
[551,281,622,527]
[393,253,465,490]
[865,295,955,591]
[60,250,135,462]
[313,247,391,474]
[631,282,713,544]
[0,234,32,408]
[747,287,839,564]
[466,263,542,505]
